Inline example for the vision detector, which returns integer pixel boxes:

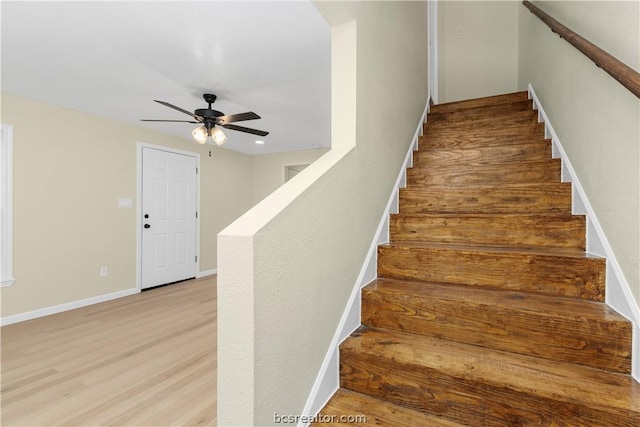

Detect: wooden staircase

[318,92,640,426]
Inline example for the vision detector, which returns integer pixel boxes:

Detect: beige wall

[518,0,640,305]
[1,93,253,317]
[252,148,329,204]
[439,0,520,103]
[217,1,429,425]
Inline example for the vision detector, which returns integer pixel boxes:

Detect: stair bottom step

[340,327,640,427]
[316,389,465,426]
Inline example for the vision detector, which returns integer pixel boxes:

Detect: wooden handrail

[523,0,640,99]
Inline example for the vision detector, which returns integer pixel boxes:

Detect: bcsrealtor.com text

[274,413,367,424]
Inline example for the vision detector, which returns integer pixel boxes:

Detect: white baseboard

[2,271,215,327]
[1,278,15,288]
[528,84,640,382]
[197,268,217,278]
[1,288,140,327]
[299,99,431,425]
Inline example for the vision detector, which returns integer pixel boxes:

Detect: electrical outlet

[100,267,108,277]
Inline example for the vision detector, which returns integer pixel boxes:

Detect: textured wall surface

[518,0,640,305]
[217,1,429,425]
[439,0,520,103]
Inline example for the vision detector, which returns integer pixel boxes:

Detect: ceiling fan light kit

[192,124,227,146]
[141,93,268,147]
[191,126,209,144]
[210,127,227,145]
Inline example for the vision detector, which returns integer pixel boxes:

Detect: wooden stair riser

[399,184,573,214]
[318,389,466,427]
[421,130,547,152]
[430,91,529,114]
[424,120,543,140]
[361,280,632,373]
[389,213,586,250]
[377,245,605,301]
[425,110,537,132]
[340,346,640,427]
[407,159,561,187]
[413,141,551,168]
[427,101,535,123]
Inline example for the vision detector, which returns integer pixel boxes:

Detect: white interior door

[141,147,197,289]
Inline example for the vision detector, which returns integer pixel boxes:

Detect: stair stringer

[529,83,640,382]
[299,99,430,425]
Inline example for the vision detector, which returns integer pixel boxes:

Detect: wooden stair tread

[424,120,542,136]
[425,109,537,129]
[378,242,605,301]
[379,241,600,259]
[420,129,547,150]
[419,136,551,152]
[400,182,571,193]
[407,159,561,187]
[366,277,628,328]
[430,91,529,114]
[391,212,579,220]
[427,101,535,123]
[399,183,572,214]
[402,181,570,191]
[362,278,632,373]
[410,157,559,171]
[317,389,466,427]
[342,327,640,414]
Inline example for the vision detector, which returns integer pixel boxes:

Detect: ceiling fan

[141,93,269,146]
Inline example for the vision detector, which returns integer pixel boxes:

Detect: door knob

[144,224,151,229]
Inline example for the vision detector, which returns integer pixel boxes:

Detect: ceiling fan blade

[140,119,200,123]
[154,100,202,121]
[216,112,261,124]
[221,124,269,137]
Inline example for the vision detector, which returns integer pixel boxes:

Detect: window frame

[1,124,15,287]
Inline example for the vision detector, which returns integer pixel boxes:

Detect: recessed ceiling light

[255,140,265,145]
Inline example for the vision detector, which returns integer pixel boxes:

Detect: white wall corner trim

[0,288,140,327]
[528,84,640,382]
[299,99,431,424]
[1,124,15,288]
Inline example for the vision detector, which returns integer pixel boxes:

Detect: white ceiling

[1,1,331,155]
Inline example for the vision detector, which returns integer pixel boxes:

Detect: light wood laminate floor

[1,276,216,426]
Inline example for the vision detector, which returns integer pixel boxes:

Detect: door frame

[428,0,439,104]
[1,124,15,288]
[136,142,201,291]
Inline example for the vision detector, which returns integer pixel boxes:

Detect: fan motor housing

[195,108,224,118]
